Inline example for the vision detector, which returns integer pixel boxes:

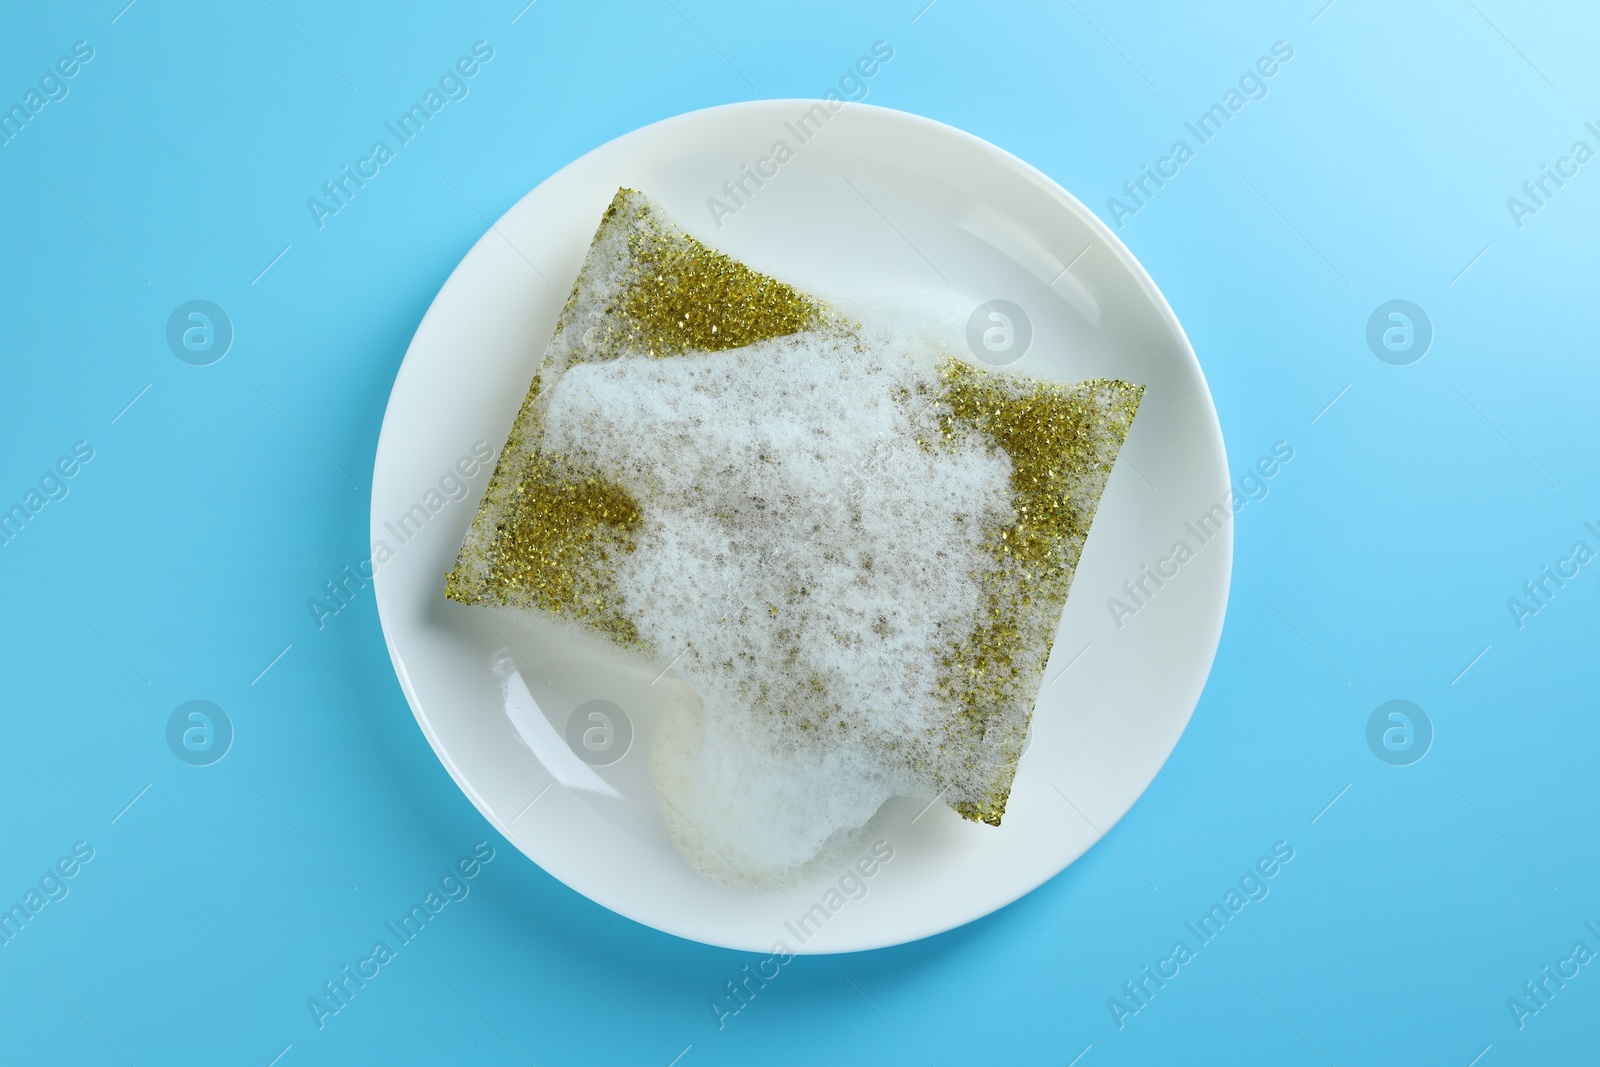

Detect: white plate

[372,101,1230,953]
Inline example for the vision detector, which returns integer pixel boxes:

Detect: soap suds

[545,329,1015,881]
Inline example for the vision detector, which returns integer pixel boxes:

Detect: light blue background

[2,1,1596,1064]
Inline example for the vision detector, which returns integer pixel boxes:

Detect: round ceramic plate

[372,101,1230,953]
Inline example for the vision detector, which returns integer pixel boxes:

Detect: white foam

[540,310,1019,885]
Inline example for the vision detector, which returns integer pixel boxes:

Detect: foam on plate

[447,189,1143,887]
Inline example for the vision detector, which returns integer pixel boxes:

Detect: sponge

[447,189,1143,887]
